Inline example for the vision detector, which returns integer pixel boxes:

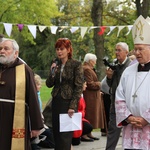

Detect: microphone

[51,58,59,76]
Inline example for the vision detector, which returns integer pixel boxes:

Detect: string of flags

[0,22,133,39]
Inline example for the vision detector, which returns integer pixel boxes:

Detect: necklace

[132,70,150,102]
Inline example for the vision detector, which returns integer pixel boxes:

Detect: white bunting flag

[38,26,47,32]
[126,25,133,35]
[3,23,12,37]
[117,26,125,37]
[80,27,88,38]
[58,26,69,32]
[50,26,58,34]
[107,26,116,35]
[70,27,79,33]
[27,25,37,38]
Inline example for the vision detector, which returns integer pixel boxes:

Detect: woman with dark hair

[46,38,84,150]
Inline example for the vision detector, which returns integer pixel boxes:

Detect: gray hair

[1,38,19,52]
[116,42,129,52]
[83,53,97,62]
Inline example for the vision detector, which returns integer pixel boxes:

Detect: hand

[51,62,58,71]
[51,62,58,77]
[51,63,57,69]
[133,117,148,128]
[128,116,148,128]
[68,109,75,118]
[30,130,41,138]
[106,68,114,79]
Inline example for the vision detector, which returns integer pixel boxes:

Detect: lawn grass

[40,80,52,108]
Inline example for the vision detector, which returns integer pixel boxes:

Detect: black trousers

[72,120,93,145]
[105,102,122,150]
[101,93,111,133]
[38,128,55,148]
[82,121,93,135]
[52,94,73,150]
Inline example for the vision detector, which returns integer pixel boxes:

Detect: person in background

[82,53,104,139]
[100,76,111,136]
[128,50,138,66]
[34,74,43,111]
[31,74,55,150]
[115,15,150,150]
[46,38,84,150]
[72,80,94,145]
[0,38,43,150]
[43,99,53,129]
[105,42,131,150]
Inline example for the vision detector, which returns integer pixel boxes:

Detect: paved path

[72,131,123,150]
[41,131,123,150]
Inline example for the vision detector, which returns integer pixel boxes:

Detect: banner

[0,22,133,39]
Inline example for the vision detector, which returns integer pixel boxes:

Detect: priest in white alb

[115,15,150,150]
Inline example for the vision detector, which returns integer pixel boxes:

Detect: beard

[0,52,16,64]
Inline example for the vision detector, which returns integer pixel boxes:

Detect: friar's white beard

[0,52,16,64]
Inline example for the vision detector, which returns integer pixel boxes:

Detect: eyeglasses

[115,49,123,53]
[134,48,146,52]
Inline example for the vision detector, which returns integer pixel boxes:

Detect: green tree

[1,0,148,78]
[54,0,95,60]
[103,0,135,61]
[0,0,62,72]
[134,0,150,17]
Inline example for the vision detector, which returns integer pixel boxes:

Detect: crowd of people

[0,15,150,150]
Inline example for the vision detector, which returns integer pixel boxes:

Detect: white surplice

[115,63,150,150]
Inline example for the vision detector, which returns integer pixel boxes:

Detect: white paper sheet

[59,112,82,132]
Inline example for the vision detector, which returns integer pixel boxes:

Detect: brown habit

[0,58,43,150]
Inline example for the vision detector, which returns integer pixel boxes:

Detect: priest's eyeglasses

[134,48,146,52]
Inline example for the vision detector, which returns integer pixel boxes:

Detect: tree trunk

[135,0,150,18]
[91,0,105,80]
[142,0,150,18]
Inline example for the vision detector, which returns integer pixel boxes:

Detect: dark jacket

[107,57,131,104]
[46,58,84,111]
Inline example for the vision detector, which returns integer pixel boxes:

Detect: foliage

[0,0,63,72]
[0,0,61,24]
[54,0,95,61]
[1,0,150,78]
[56,0,93,26]
[0,0,61,42]
[102,0,136,61]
